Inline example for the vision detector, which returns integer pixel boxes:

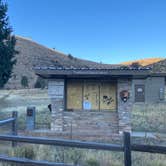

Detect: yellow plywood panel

[83,82,99,110]
[67,81,82,110]
[100,82,116,110]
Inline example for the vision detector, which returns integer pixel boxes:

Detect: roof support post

[48,79,64,132]
[117,79,132,134]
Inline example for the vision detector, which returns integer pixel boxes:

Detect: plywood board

[67,80,117,111]
[83,82,99,110]
[100,82,116,110]
[67,81,82,110]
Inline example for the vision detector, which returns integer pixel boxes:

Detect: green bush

[85,158,100,166]
[34,77,46,89]
[21,76,29,88]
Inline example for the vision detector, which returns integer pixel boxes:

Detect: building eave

[34,68,151,79]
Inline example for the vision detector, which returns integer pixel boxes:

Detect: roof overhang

[34,68,151,79]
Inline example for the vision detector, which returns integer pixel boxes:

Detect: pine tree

[0,0,17,88]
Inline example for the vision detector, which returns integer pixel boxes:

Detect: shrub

[130,62,142,68]
[21,76,28,88]
[36,146,84,165]
[85,158,100,166]
[68,54,74,59]
[34,77,46,89]
[64,148,84,165]
[1,145,36,166]
[10,145,36,159]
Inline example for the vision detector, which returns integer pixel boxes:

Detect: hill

[5,36,117,89]
[121,58,164,66]
[5,36,70,89]
[147,58,166,73]
[4,36,165,89]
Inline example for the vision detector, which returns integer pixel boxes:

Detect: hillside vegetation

[121,58,164,66]
[5,36,67,89]
[5,36,166,89]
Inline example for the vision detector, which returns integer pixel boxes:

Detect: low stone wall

[63,111,119,135]
[24,130,121,142]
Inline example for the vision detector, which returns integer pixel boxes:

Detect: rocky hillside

[5,36,122,89]
[148,59,166,73]
[5,36,69,89]
[121,58,164,66]
[6,36,113,89]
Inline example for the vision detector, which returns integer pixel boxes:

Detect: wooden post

[26,106,36,130]
[70,121,73,140]
[123,132,131,166]
[12,111,18,147]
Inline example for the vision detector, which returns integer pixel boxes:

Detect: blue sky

[7,0,166,64]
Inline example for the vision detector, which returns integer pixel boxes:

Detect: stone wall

[117,78,133,134]
[64,111,119,135]
[49,78,132,134]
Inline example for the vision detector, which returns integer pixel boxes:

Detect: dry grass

[121,58,164,66]
[1,89,165,132]
[0,89,166,165]
[0,89,51,131]
[0,144,165,166]
[132,103,166,133]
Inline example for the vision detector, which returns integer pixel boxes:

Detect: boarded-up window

[67,80,116,111]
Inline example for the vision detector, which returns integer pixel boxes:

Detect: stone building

[34,55,166,135]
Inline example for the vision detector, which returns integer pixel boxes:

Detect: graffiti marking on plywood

[102,95,114,105]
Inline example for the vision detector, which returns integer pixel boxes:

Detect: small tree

[21,76,28,88]
[130,62,142,69]
[34,77,47,89]
[0,0,17,88]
